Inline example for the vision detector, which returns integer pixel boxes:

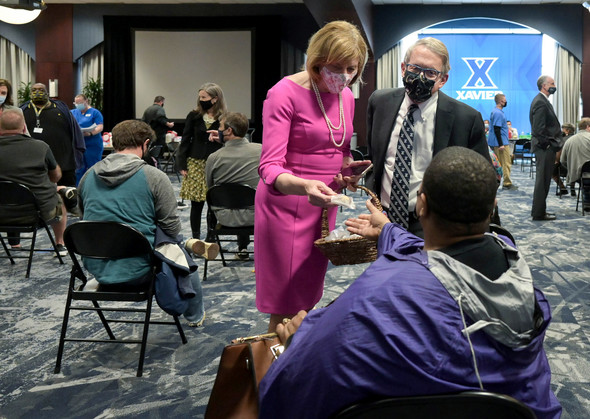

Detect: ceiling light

[0,1,45,25]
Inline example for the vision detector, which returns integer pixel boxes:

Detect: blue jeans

[183,269,205,323]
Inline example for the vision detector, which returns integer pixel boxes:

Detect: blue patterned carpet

[0,162,589,418]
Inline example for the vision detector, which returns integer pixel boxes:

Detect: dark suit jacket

[366,88,490,196]
[529,93,562,151]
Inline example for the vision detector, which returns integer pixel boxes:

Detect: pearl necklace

[311,78,346,147]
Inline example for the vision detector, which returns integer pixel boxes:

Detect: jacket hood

[428,233,540,349]
[91,153,146,187]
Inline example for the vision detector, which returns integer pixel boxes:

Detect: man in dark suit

[529,75,562,221]
[367,37,490,237]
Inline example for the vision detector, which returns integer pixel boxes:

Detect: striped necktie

[388,104,419,229]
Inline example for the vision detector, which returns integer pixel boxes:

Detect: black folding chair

[161,141,181,181]
[0,181,64,278]
[489,223,516,245]
[576,160,590,215]
[334,391,536,419]
[54,221,187,377]
[203,184,256,281]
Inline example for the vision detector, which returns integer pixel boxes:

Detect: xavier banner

[422,33,542,135]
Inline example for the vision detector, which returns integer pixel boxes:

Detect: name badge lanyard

[33,105,44,133]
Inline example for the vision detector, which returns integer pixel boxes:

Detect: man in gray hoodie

[79,119,204,326]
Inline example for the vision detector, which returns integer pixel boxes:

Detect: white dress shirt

[381,91,439,212]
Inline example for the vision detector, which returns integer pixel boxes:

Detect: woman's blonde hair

[195,82,227,120]
[306,20,368,85]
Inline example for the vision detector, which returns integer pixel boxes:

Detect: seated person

[204,112,261,260]
[78,120,205,326]
[259,147,561,419]
[0,108,72,256]
[560,117,590,210]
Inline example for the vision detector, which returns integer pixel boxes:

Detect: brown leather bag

[204,333,283,419]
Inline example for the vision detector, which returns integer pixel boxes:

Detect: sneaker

[187,311,205,327]
[55,244,67,257]
[235,249,249,261]
[177,200,189,210]
[185,239,219,260]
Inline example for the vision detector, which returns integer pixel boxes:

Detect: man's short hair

[494,93,505,104]
[537,75,550,91]
[222,112,249,138]
[111,120,155,151]
[404,37,451,76]
[422,147,497,225]
[577,118,590,131]
[0,108,24,131]
[562,123,576,134]
[154,96,165,103]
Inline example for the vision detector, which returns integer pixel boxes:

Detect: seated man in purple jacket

[259,147,561,419]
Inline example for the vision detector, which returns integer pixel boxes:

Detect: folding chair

[161,141,181,182]
[54,221,187,377]
[489,223,516,246]
[0,181,64,278]
[575,160,590,215]
[203,184,256,281]
[334,391,536,419]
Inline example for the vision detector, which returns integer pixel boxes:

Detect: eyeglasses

[405,63,442,81]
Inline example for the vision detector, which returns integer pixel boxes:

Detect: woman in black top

[178,82,227,240]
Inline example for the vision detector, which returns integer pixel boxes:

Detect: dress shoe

[185,239,220,260]
[556,189,568,196]
[532,213,557,221]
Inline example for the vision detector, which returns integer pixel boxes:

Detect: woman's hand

[180,170,188,177]
[304,179,338,207]
[345,199,390,241]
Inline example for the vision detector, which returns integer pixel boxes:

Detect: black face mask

[503,101,508,108]
[200,100,214,111]
[548,87,557,95]
[403,71,435,103]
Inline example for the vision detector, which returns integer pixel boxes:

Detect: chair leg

[92,300,116,340]
[173,315,188,344]
[55,292,74,374]
[576,183,581,212]
[0,235,15,264]
[136,295,154,377]
[25,229,37,279]
[216,235,227,267]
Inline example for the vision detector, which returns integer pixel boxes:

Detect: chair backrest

[0,181,38,207]
[334,391,536,419]
[64,221,153,259]
[206,183,256,210]
[581,160,590,174]
[0,181,41,223]
[350,149,365,161]
[489,223,516,245]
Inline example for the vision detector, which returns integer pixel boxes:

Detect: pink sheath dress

[255,77,354,314]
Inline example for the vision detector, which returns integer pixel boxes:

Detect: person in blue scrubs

[71,94,104,184]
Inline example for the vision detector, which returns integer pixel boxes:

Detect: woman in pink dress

[255,21,369,332]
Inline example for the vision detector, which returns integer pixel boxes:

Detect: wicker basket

[314,185,383,266]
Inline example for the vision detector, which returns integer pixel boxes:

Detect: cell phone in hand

[342,161,373,178]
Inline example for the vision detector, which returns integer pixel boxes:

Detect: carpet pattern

[0,162,589,418]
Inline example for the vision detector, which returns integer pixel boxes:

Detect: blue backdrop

[422,33,542,135]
